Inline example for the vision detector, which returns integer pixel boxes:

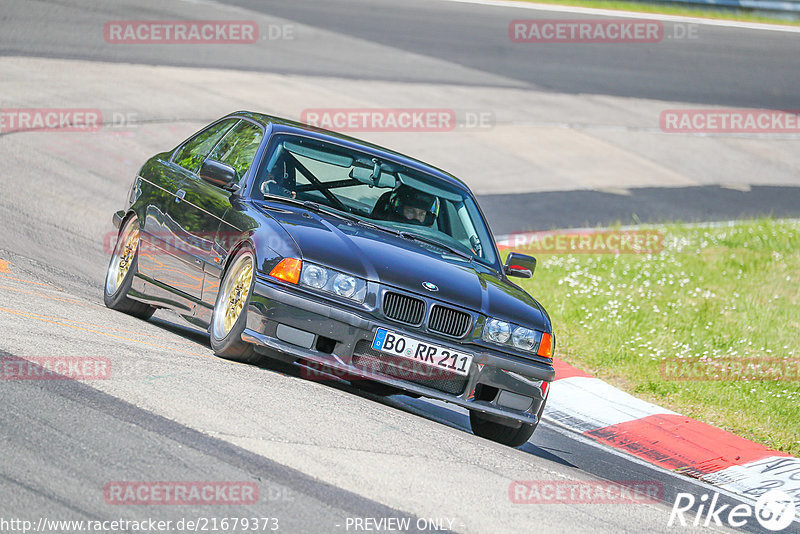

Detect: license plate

[371,328,473,377]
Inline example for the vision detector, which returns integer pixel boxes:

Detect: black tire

[210,246,262,365]
[103,216,156,320]
[469,411,537,448]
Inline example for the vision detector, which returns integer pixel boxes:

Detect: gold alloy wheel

[106,221,140,296]
[214,253,254,339]
[115,228,139,290]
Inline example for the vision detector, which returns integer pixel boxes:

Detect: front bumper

[243,278,554,426]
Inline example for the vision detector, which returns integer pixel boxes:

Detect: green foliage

[516,0,800,26]
[514,218,800,455]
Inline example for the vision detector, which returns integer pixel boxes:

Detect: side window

[208,121,265,178]
[173,119,238,173]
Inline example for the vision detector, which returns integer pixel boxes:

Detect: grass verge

[514,0,800,26]
[514,218,800,456]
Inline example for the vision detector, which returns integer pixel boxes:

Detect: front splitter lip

[241,328,539,426]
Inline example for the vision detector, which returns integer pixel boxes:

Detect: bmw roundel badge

[422,282,439,292]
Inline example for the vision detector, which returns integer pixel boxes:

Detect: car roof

[228,111,472,193]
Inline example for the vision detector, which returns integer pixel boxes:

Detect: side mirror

[199,159,239,191]
[504,252,536,279]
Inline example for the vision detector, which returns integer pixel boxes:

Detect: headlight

[299,262,367,303]
[512,326,537,351]
[301,264,328,289]
[332,273,357,298]
[482,317,552,358]
[483,318,511,344]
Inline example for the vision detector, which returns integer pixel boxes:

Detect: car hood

[260,205,549,331]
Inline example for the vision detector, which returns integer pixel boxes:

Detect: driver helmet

[390,185,439,226]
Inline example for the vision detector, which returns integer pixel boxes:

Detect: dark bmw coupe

[104,111,555,447]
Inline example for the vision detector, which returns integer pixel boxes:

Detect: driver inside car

[388,185,440,227]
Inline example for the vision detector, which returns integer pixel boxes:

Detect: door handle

[176,189,186,203]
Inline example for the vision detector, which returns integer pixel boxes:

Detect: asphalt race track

[6,0,800,108]
[1,1,798,533]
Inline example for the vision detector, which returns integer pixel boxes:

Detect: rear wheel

[104,215,156,320]
[469,411,537,448]
[210,246,262,365]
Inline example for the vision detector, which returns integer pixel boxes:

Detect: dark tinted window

[173,119,238,173]
[208,120,264,178]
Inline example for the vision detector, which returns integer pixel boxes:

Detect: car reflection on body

[104,111,555,447]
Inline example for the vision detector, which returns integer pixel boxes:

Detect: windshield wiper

[258,196,355,223]
[259,196,398,234]
[399,232,473,262]
[353,219,402,236]
[303,201,360,225]
[257,194,309,210]
[303,203,405,238]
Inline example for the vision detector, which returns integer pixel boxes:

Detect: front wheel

[104,215,156,320]
[469,411,537,448]
[210,246,262,365]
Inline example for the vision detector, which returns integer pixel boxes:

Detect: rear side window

[208,120,265,178]
[173,119,238,173]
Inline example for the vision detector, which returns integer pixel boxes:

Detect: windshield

[252,134,498,266]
